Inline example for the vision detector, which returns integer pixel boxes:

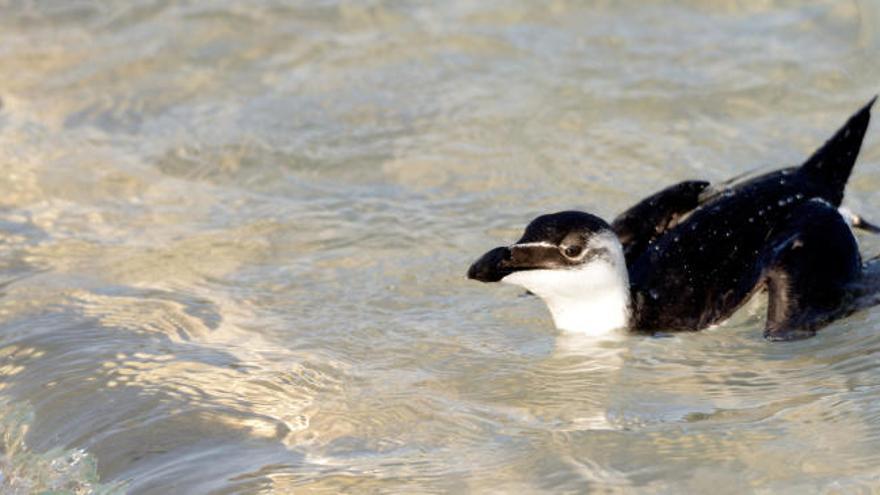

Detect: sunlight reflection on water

[1,0,880,492]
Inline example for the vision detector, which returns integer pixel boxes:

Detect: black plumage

[469,98,878,339]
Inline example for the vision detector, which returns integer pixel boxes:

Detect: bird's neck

[502,242,631,336]
[543,274,631,335]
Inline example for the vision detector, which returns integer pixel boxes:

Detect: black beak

[467,246,513,282]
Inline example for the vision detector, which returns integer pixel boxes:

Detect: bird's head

[468,211,631,335]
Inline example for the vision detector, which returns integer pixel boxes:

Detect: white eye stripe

[511,241,557,249]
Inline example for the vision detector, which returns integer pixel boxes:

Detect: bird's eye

[563,245,583,258]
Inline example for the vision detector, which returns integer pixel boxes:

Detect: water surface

[2,1,880,493]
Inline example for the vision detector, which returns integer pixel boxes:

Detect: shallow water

[2,1,880,493]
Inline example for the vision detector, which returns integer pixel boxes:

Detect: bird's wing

[761,199,862,341]
[611,180,710,267]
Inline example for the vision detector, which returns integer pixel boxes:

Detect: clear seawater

[2,1,880,493]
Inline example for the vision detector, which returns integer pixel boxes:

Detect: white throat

[502,232,631,336]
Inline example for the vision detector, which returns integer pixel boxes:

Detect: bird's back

[628,98,875,332]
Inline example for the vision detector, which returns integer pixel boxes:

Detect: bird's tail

[800,96,876,205]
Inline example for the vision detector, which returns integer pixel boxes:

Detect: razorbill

[468,98,879,340]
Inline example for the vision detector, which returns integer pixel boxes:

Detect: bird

[468,97,880,341]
